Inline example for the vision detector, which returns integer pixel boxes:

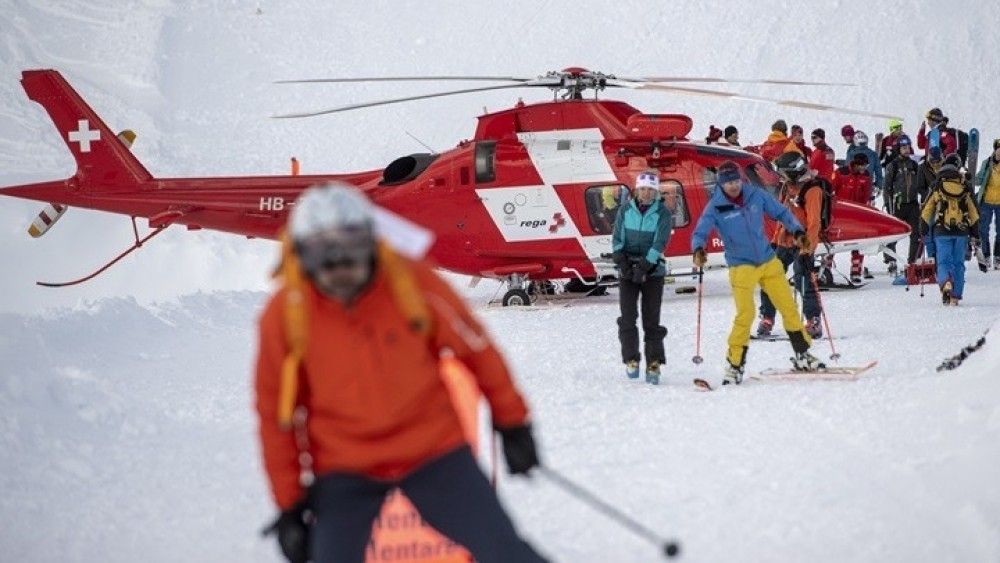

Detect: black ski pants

[617,275,667,364]
[310,446,547,563]
[886,201,922,264]
[759,246,821,320]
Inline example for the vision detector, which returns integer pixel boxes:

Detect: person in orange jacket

[759,119,792,162]
[255,183,547,563]
[757,153,825,339]
[833,153,875,283]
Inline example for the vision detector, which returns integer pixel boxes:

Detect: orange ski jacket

[255,255,529,509]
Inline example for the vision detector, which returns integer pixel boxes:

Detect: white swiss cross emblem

[68,119,100,152]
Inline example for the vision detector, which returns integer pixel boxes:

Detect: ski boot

[994,256,1000,270]
[941,280,953,305]
[625,360,640,379]
[722,361,744,386]
[805,316,823,339]
[863,267,874,280]
[887,261,899,277]
[756,316,775,337]
[790,350,826,372]
[949,297,961,306]
[645,361,661,385]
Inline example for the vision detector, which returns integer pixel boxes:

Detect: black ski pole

[692,267,704,365]
[538,466,681,559]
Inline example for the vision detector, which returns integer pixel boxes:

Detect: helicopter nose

[830,200,910,241]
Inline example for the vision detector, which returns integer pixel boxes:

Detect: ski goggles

[295,231,374,273]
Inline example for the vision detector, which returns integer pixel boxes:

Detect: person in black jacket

[915,148,944,259]
[883,136,925,268]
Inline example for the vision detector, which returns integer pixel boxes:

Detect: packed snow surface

[2,1,1000,562]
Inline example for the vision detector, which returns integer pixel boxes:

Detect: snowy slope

[2,271,999,562]
[2,2,1000,562]
[2,0,999,313]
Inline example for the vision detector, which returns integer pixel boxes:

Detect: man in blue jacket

[691,161,823,384]
[612,170,674,384]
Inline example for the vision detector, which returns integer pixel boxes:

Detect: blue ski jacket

[691,182,803,268]
[846,144,884,188]
[612,197,674,277]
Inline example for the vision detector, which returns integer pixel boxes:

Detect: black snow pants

[310,446,547,563]
[887,201,922,264]
[617,274,667,364]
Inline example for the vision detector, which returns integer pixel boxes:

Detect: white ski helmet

[289,182,374,242]
[853,131,869,145]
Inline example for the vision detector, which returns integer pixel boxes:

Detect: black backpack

[797,177,834,233]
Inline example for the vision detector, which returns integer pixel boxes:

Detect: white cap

[289,183,374,241]
[636,171,660,190]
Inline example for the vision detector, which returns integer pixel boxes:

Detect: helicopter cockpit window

[585,184,628,234]
[474,141,497,183]
[746,161,781,197]
[660,180,690,228]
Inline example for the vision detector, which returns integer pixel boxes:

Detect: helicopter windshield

[745,161,781,197]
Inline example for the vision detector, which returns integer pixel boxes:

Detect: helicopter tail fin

[20,69,152,187]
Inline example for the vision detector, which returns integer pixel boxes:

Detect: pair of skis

[693,360,878,391]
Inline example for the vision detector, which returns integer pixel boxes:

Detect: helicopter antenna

[405,131,436,154]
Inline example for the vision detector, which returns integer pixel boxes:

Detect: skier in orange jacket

[255,183,547,563]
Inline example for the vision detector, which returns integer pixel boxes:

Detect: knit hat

[938,163,962,183]
[897,134,912,146]
[636,170,660,190]
[706,125,723,142]
[926,107,944,121]
[724,125,738,138]
[716,161,741,184]
[851,152,870,166]
[841,124,855,138]
[994,138,1000,150]
[772,119,788,134]
[811,128,825,140]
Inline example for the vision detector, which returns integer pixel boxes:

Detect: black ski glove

[919,221,930,236]
[631,266,647,285]
[497,423,540,475]
[263,499,311,563]
[643,259,658,274]
[612,251,628,270]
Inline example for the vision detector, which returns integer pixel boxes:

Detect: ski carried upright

[966,128,990,273]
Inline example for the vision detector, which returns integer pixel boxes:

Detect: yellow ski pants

[727,256,811,366]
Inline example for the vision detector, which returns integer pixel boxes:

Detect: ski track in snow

[1,1,1000,561]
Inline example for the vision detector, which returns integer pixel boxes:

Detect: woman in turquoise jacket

[611,170,673,384]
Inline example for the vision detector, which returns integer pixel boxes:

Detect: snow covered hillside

[2,1,1000,562]
[1,0,999,313]
[2,271,999,562]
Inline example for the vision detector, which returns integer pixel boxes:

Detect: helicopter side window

[745,161,781,197]
[584,184,628,235]
[474,141,497,183]
[660,180,690,228]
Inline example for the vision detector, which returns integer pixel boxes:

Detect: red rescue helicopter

[1,68,910,305]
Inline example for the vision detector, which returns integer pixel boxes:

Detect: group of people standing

[713,110,997,304]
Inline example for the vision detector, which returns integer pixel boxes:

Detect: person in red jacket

[833,153,875,282]
[916,107,958,158]
[256,183,547,563]
[809,128,836,181]
[841,124,856,149]
[879,119,905,165]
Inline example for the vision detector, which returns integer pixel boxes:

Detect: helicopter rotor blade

[272,80,559,118]
[275,75,539,84]
[614,81,903,121]
[618,76,856,87]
